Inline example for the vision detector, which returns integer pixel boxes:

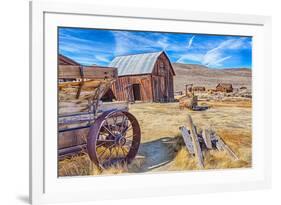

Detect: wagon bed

[58,65,141,168]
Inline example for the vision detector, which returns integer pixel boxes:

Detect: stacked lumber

[179,115,238,168]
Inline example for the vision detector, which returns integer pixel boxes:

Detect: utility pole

[184,84,193,96]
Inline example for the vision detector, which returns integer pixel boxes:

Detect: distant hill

[172,63,252,92]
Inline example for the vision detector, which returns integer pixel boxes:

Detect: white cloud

[200,38,248,67]
[111,31,186,55]
[211,56,232,66]
[187,35,195,49]
[157,37,169,50]
[176,53,204,63]
[95,55,110,63]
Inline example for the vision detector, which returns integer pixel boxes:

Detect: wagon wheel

[87,110,141,168]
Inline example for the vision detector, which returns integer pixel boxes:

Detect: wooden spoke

[121,147,128,155]
[87,111,141,168]
[102,125,116,137]
[121,121,134,135]
[96,141,107,148]
[98,144,115,161]
[120,146,127,156]
[125,134,135,139]
[105,147,113,161]
[97,139,115,142]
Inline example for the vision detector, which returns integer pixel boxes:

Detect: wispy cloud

[210,56,232,67]
[187,35,195,49]
[176,53,203,63]
[111,31,173,55]
[59,28,252,68]
[178,37,250,67]
[202,38,246,67]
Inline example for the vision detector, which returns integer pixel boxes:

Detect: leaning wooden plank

[179,126,195,154]
[217,136,239,160]
[58,65,118,80]
[212,134,239,160]
[202,128,212,149]
[186,115,204,168]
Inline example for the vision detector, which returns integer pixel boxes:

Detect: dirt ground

[59,98,252,176]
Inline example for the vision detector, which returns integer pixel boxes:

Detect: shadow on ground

[128,137,180,172]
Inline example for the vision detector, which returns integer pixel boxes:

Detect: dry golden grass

[204,99,252,108]
[128,101,251,142]
[167,130,251,171]
[59,99,252,176]
[59,152,146,177]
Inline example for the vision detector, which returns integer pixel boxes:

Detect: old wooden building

[216,83,233,93]
[109,51,175,102]
[192,86,206,92]
[59,54,80,66]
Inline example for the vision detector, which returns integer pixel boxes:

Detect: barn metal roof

[109,51,164,76]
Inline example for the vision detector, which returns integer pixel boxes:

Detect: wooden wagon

[58,65,141,168]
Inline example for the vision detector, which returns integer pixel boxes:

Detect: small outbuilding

[109,51,175,102]
[216,83,233,93]
[193,86,206,92]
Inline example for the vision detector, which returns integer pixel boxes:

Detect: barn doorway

[132,84,141,101]
[101,88,116,102]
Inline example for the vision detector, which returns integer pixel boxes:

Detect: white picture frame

[30,0,272,204]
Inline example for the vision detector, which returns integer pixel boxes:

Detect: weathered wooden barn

[109,51,175,102]
[216,83,233,93]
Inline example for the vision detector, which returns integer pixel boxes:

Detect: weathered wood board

[202,128,212,149]
[59,65,117,80]
[180,115,239,168]
[186,115,204,168]
[179,126,195,154]
[58,127,88,149]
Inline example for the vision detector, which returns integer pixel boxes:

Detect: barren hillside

[172,63,252,92]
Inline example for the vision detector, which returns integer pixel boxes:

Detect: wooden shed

[59,54,80,66]
[109,51,175,102]
[216,83,233,93]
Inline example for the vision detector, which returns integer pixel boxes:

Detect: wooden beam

[59,65,118,80]
[97,101,129,113]
[186,115,204,168]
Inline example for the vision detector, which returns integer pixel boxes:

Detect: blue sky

[59,27,252,69]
